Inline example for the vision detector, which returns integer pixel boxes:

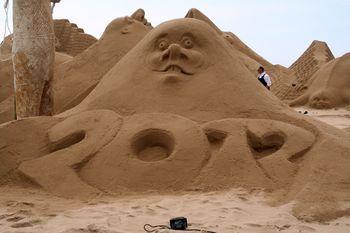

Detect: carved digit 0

[80,113,210,192]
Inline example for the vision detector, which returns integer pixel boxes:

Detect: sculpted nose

[161,44,187,61]
[168,44,181,59]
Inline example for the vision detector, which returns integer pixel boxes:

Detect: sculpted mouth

[156,65,193,75]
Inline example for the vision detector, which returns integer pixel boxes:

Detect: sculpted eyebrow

[182,32,196,40]
[156,33,168,40]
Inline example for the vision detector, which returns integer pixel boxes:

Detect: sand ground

[0,107,349,233]
[0,186,350,233]
[293,107,350,129]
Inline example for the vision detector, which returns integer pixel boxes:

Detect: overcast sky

[1,0,349,66]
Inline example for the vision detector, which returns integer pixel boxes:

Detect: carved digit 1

[197,119,315,189]
[246,119,315,187]
[196,119,273,189]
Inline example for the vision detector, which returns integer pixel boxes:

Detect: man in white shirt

[257,66,272,90]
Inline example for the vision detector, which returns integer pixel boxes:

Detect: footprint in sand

[155,205,168,210]
[145,208,156,215]
[10,219,42,228]
[245,223,263,227]
[16,209,33,215]
[107,216,121,227]
[297,225,317,231]
[131,205,141,209]
[6,201,35,208]
[6,216,25,222]
[60,224,120,233]
[0,213,14,220]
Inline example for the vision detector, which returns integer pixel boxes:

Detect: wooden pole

[12,0,55,118]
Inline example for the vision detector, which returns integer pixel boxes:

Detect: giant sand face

[70,18,284,122]
[0,17,349,222]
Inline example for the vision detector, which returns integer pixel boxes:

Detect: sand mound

[52,9,152,113]
[290,52,350,109]
[68,18,286,121]
[0,16,350,222]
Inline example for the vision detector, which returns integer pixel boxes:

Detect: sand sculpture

[67,18,287,120]
[185,8,294,97]
[0,52,72,123]
[290,53,350,109]
[52,9,152,113]
[0,20,97,58]
[276,41,335,101]
[0,9,151,123]
[0,14,349,223]
[53,19,97,56]
[0,17,94,122]
[185,8,263,75]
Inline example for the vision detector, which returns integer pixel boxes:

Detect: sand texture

[0,187,349,233]
[0,8,350,232]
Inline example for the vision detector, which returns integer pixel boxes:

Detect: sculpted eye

[181,37,194,49]
[158,39,169,50]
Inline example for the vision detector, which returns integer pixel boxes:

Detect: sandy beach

[0,186,349,233]
[293,107,350,130]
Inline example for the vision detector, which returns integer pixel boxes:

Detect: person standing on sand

[257,66,272,90]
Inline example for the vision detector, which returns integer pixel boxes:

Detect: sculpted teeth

[166,65,182,73]
[157,64,192,75]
